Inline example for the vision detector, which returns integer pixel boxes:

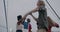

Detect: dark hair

[27,18,30,23]
[17,15,22,21]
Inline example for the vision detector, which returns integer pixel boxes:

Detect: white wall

[0,0,7,32]
[0,0,60,32]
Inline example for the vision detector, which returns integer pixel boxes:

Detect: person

[47,17,59,32]
[16,15,24,32]
[23,20,29,32]
[16,15,28,32]
[25,0,48,32]
[27,18,32,32]
[30,14,59,32]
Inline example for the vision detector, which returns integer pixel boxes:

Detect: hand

[56,25,59,28]
[55,24,59,28]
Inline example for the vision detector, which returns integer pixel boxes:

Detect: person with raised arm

[25,0,49,32]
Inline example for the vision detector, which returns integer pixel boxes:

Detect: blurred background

[0,0,60,32]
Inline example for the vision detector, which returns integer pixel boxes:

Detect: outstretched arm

[47,16,59,28]
[25,7,38,16]
[29,8,38,13]
[47,16,53,26]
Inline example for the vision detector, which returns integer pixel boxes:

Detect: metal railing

[3,0,8,32]
[45,0,60,19]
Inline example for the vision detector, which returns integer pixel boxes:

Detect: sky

[0,0,60,32]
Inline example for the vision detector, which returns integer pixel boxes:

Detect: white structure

[0,0,60,32]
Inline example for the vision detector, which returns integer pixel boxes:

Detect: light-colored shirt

[16,24,24,30]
